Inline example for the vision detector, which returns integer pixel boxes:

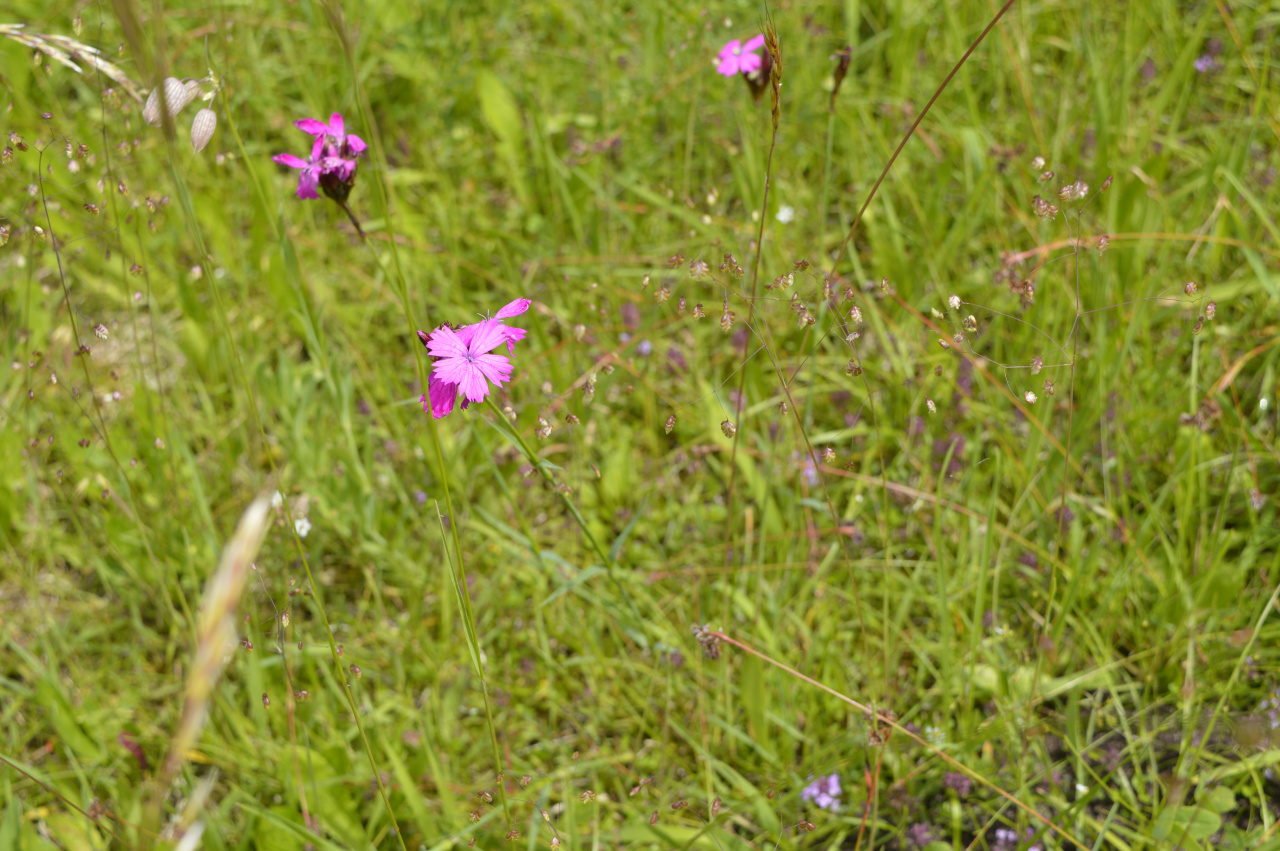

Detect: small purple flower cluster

[799,773,841,810]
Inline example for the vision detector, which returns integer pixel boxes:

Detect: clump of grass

[1,1,1278,850]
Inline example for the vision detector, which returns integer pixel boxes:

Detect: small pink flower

[716,35,765,76]
[418,298,531,419]
[272,112,366,202]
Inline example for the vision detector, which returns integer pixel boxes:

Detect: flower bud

[190,108,217,152]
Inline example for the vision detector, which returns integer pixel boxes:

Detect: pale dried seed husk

[190,108,216,152]
[142,77,197,126]
[142,87,161,125]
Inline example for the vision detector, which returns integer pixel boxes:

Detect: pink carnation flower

[716,35,765,76]
[418,298,531,419]
[272,111,366,202]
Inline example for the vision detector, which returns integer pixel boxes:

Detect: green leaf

[1151,805,1221,841]
[609,495,649,562]
[540,565,605,608]
[1202,785,1237,814]
[476,70,530,205]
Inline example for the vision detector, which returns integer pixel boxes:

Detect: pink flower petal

[295,118,329,137]
[273,153,309,169]
[426,325,468,359]
[742,34,765,53]
[717,40,742,61]
[430,358,470,386]
[427,373,457,418]
[716,56,741,76]
[500,327,527,354]
[297,173,320,199]
[472,353,512,387]
[494,297,532,319]
[328,113,345,140]
[345,134,367,155]
[738,53,762,74]
[457,366,491,403]
[467,318,509,355]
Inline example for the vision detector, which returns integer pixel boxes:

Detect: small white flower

[775,205,795,224]
[1025,391,1038,404]
[294,517,311,538]
[1262,398,1270,411]
[271,490,284,508]
[948,294,962,311]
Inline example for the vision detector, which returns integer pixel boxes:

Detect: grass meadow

[2,0,1279,848]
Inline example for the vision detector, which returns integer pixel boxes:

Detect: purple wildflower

[1193,55,1221,74]
[272,112,366,203]
[904,823,937,849]
[417,298,530,419]
[716,35,765,76]
[993,828,1019,851]
[943,771,972,797]
[799,773,841,810]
